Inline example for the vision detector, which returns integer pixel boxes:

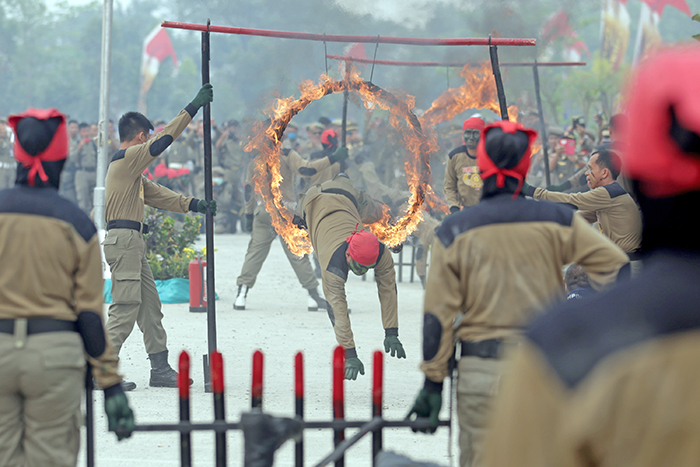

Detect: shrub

[144,207,202,280]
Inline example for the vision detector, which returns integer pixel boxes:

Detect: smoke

[333,0,450,29]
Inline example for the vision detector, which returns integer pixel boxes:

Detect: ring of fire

[246,69,445,257]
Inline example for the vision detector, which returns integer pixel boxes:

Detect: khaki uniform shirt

[77,138,97,170]
[421,194,630,383]
[484,254,700,467]
[534,182,642,253]
[300,175,397,349]
[444,145,482,209]
[0,185,121,389]
[105,107,197,223]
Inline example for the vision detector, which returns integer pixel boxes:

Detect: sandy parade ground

[78,230,458,467]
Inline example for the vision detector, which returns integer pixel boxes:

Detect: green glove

[546,180,572,192]
[521,181,536,197]
[245,213,254,232]
[104,391,135,441]
[328,146,349,165]
[406,389,442,434]
[345,356,365,380]
[383,335,406,359]
[197,199,217,216]
[190,83,213,110]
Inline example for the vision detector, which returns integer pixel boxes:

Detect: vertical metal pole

[85,364,95,467]
[532,61,552,187]
[94,0,113,231]
[295,352,304,467]
[371,351,383,467]
[332,347,345,467]
[488,37,509,121]
[202,19,218,391]
[341,60,350,148]
[252,350,264,409]
[211,351,227,466]
[179,351,192,467]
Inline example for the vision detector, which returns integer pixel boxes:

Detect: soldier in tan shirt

[444,117,485,213]
[1,109,134,467]
[407,121,629,467]
[524,148,642,254]
[483,45,700,467]
[103,84,215,390]
[298,174,406,380]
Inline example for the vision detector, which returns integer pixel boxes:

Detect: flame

[419,62,519,128]
[246,64,440,256]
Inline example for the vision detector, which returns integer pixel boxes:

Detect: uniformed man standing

[523,148,642,255]
[74,122,98,213]
[103,84,216,389]
[59,119,80,204]
[444,117,485,213]
[234,143,348,311]
[483,45,700,467]
[0,108,134,466]
[298,173,407,380]
[407,121,630,467]
[0,117,13,190]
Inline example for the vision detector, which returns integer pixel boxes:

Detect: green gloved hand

[521,181,536,197]
[328,146,349,165]
[197,199,218,216]
[345,356,365,380]
[104,390,135,441]
[546,180,572,192]
[190,83,213,110]
[245,213,254,232]
[383,335,406,359]
[406,388,442,434]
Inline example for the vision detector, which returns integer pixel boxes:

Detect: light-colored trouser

[74,169,96,213]
[457,356,504,467]
[103,228,167,356]
[236,207,318,290]
[0,329,84,467]
[0,166,14,190]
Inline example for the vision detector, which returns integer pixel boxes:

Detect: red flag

[642,0,691,16]
[138,26,179,113]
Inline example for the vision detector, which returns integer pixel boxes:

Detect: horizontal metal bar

[161,21,535,46]
[326,54,585,68]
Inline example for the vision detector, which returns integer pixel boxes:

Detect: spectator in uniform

[444,117,485,213]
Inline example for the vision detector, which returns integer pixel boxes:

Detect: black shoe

[121,381,137,391]
[148,350,193,388]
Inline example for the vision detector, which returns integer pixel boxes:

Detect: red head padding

[321,129,339,149]
[9,108,68,187]
[622,45,700,197]
[346,227,380,266]
[463,117,485,132]
[477,120,537,198]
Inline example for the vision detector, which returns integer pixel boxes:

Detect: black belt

[107,220,149,234]
[0,318,78,335]
[461,339,503,359]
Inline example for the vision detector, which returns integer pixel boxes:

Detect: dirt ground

[78,231,457,467]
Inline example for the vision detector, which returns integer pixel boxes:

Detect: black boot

[149,350,192,388]
[121,381,137,391]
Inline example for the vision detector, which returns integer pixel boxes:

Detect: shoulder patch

[0,186,97,243]
[527,257,700,389]
[326,243,349,281]
[448,145,467,160]
[110,149,126,163]
[298,167,318,176]
[282,148,291,156]
[603,181,627,198]
[149,135,175,157]
[436,195,574,248]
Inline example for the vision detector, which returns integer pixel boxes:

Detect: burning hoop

[246,67,442,257]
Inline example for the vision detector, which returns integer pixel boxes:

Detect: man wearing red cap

[444,117,485,213]
[407,120,629,467]
[0,109,135,466]
[483,45,700,467]
[298,173,406,380]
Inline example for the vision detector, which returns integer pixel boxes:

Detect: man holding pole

[444,117,485,213]
[103,84,215,389]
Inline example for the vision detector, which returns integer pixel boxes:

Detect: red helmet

[463,117,485,132]
[346,229,380,266]
[622,45,700,197]
[321,129,339,149]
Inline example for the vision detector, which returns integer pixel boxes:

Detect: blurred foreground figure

[483,45,700,467]
[408,121,629,467]
[0,109,134,466]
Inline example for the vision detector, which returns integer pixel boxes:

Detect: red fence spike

[161,21,536,47]
[332,346,345,414]
[179,351,191,400]
[372,351,383,416]
[295,352,304,399]
[252,350,264,409]
[211,351,224,394]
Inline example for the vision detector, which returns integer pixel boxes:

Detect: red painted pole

[178,351,192,467]
[210,351,226,466]
[295,352,304,467]
[371,351,383,466]
[161,21,535,47]
[252,350,264,409]
[332,346,345,467]
[326,54,585,68]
